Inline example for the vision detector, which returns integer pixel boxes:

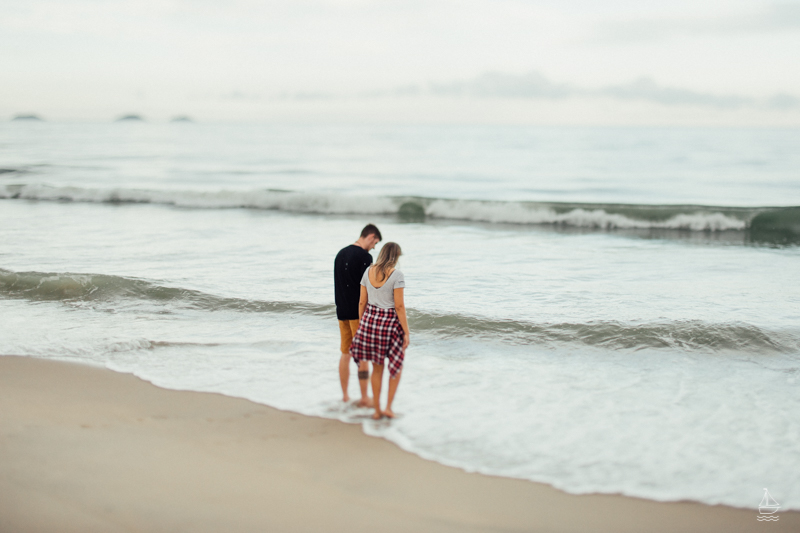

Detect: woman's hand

[394,287,410,352]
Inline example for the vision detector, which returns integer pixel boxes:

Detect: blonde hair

[373,242,402,282]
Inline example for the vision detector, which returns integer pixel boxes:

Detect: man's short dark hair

[360,224,382,241]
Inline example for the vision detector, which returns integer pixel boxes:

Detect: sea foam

[0,183,759,231]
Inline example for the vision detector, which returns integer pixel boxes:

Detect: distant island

[116,114,144,122]
[170,116,194,123]
[12,114,43,121]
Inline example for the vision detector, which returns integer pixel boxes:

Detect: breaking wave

[0,268,331,316]
[3,268,798,354]
[2,183,789,232]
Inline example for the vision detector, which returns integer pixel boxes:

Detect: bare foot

[371,412,383,420]
[357,397,374,408]
[383,408,396,418]
[342,395,350,403]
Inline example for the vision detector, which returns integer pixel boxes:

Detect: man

[334,224,381,405]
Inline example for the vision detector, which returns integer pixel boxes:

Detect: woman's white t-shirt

[361,268,405,309]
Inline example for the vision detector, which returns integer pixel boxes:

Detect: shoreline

[1,355,796,532]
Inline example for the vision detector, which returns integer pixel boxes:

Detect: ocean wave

[409,311,799,353]
[0,268,331,315]
[0,183,397,215]
[2,183,791,232]
[3,268,798,354]
[424,199,750,231]
[0,167,26,176]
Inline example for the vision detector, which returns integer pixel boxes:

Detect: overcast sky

[2,0,800,125]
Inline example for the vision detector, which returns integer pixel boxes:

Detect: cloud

[765,93,800,109]
[591,2,800,44]
[367,71,799,110]
[222,69,798,112]
[361,85,423,98]
[277,91,338,101]
[429,71,573,99]
[220,91,262,101]
[597,77,755,108]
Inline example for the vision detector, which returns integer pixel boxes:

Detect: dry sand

[1,355,796,533]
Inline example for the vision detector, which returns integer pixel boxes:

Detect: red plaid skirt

[349,304,405,377]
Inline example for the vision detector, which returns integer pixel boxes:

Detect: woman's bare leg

[371,363,384,419]
[384,370,402,418]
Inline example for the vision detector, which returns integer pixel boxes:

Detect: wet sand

[1,356,795,532]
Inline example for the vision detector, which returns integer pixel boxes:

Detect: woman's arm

[394,287,410,350]
[358,285,368,320]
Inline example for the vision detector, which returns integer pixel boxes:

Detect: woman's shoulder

[391,269,405,286]
[385,268,402,278]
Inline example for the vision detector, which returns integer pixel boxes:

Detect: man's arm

[358,286,368,321]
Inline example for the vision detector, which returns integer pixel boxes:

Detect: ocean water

[1,122,799,510]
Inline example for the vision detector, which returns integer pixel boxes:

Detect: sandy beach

[0,356,795,533]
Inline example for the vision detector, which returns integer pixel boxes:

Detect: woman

[349,242,410,419]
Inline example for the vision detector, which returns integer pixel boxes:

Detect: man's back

[334,244,373,321]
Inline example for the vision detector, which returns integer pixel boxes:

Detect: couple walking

[334,224,410,419]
